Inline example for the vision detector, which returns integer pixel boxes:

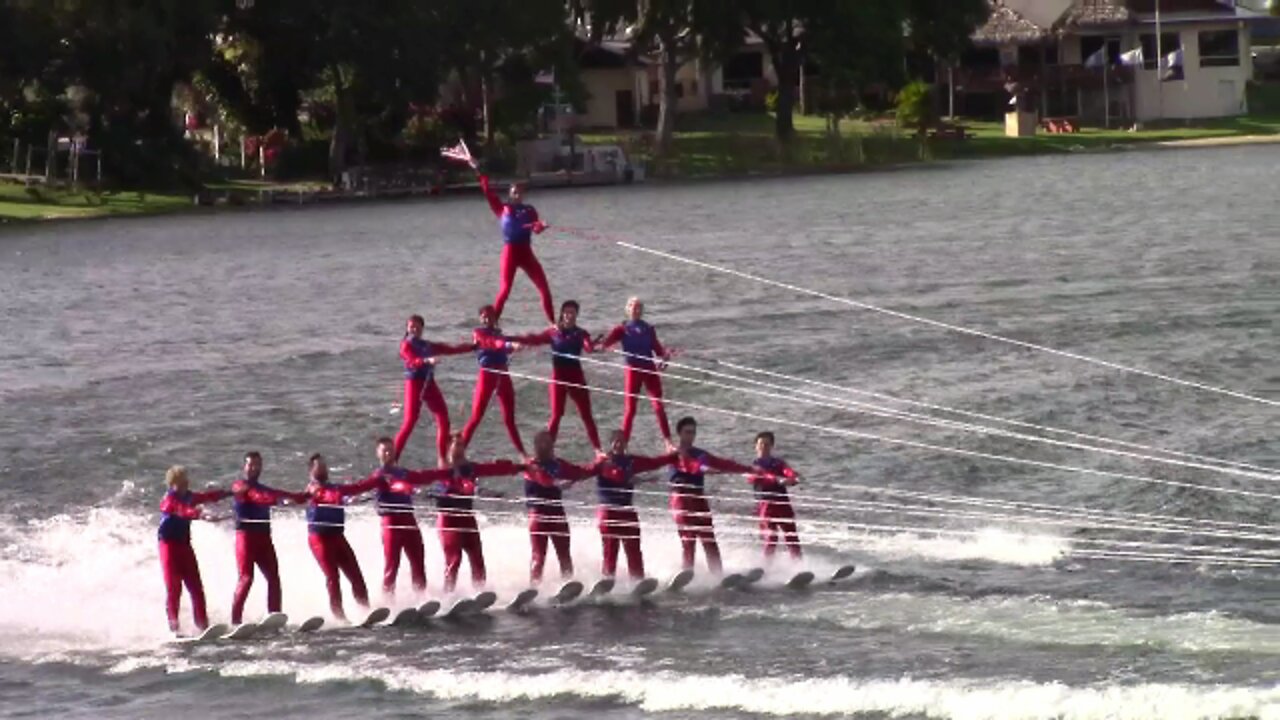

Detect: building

[961,0,1269,124]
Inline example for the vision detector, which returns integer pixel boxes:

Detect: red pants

[394,378,451,465]
[461,369,526,455]
[671,493,721,574]
[549,365,601,450]
[231,531,281,624]
[159,540,208,632]
[758,502,802,560]
[494,243,554,324]
[439,514,486,592]
[308,532,369,620]
[598,506,644,579]
[528,512,573,583]
[621,367,671,443]
[382,523,427,595]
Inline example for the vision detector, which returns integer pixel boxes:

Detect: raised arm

[478,174,504,218]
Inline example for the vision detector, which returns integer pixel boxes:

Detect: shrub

[895,81,934,134]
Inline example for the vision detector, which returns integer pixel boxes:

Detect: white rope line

[614,241,1279,408]
[490,368,1280,501]
[582,351,1279,483]
[680,351,1280,476]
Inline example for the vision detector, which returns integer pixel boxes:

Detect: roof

[971,2,1056,45]
[1062,0,1131,26]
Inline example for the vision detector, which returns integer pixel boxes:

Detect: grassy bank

[580,112,1280,178]
[0,182,190,222]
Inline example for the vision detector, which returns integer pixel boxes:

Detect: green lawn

[0,182,191,221]
[580,111,1280,178]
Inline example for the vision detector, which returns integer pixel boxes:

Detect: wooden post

[10,139,18,173]
[71,143,79,185]
[96,152,103,185]
[45,131,56,182]
[25,145,33,176]
[259,144,265,178]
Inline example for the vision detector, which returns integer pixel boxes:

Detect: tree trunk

[481,68,495,149]
[655,31,681,157]
[328,67,353,181]
[771,44,799,142]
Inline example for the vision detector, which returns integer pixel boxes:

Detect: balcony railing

[953,64,1135,94]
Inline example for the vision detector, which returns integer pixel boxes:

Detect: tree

[573,0,739,156]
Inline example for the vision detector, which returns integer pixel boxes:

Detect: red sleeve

[403,468,452,486]
[400,338,426,370]
[508,328,554,346]
[429,340,475,356]
[473,329,511,352]
[599,325,625,349]
[189,489,230,505]
[555,459,597,482]
[345,473,384,494]
[471,460,521,477]
[703,453,755,475]
[242,485,290,505]
[650,327,668,359]
[629,452,677,474]
[478,174,504,218]
[581,329,596,354]
[160,495,202,520]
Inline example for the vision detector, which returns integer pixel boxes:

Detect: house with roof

[960,0,1270,124]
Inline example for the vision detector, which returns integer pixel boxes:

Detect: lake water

[1,147,1278,719]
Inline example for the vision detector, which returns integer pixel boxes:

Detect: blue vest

[500,204,537,244]
[434,463,477,513]
[525,460,565,514]
[596,455,635,507]
[474,327,511,369]
[157,490,194,542]
[667,448,708,494]
[375,467,414,516]
[751,457,791,503]
[233,478,274,533]
[551,327,589,369]
[620,320,657,365]
[307,481,347,535]
[403,336,435,381]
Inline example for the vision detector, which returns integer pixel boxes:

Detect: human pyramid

[155,141,806,635]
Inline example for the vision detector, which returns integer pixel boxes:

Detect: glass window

[1199,29,1240,67]
[1139,32,1181,71]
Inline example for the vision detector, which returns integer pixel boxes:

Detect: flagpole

[1155,0,1163,121]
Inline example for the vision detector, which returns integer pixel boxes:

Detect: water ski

[417,600,442,618]
[741,568,765,585]
[718,573,745,590]
[257,612,288,634]
[358,607,391,628]
[587,578,615,598]
[630,578,659,598]
[181,623,229,644]
[444,598,477,618]
[505,588,539,612]
[391,608,421,626]
[471,591,498,613]
[551,580,584,604]
[665,569,694,593]
[829,564,857,582]
[786,571,816,590]
[295,616,325,633]
[225,622,258,640]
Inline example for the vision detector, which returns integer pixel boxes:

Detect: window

[675,82,684,98]
[1017,42,1058,67]
[1080,36,1121,66]
[649,79,659,97]
[1139,32,1181,71]
[690,78,698,95]
[1199,29,1240,67]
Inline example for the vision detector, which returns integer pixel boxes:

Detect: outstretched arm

[190,489,231,505]
[629,452,678,474]
[160,495,203,520]
[597,325,624,350]
[470,460,523,478]
[403,468,453,487]
[702,453,757,476]
[478,174,504,218]
[429,340,476,357]
[507,328,554,347]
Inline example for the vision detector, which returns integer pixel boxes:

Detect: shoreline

[4,131,1280,226]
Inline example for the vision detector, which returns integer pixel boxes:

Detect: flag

[440,139,472,164]
[1118,47,1143,67]
[534,68,555,86]
[1084,47,1107,68]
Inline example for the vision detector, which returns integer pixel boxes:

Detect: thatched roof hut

[971,3,1054,46]
[1062,0,1131,27]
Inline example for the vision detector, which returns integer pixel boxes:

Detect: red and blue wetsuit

[157,488,230,632]
[667,448,754,574]
[349,465,440,596]
[394,335,473,465]
[480,174,554,323]
[599,320,671,443]
[460,326,527,456]
[418,460,520,592]
[522,458,595,583]
[305,475,374,619]
[593,452,675,579]
[230,476,307,624]
[514,325,602,451]
[749,457,802,560]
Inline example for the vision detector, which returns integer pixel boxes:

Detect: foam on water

[122,652,1280,719]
